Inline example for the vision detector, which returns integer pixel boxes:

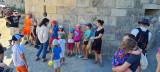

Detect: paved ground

[0,18,159,72]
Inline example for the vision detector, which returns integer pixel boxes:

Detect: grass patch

[7,6,25,14]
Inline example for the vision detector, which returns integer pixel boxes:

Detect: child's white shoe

[76,54,78,58]
[78,54,82,58]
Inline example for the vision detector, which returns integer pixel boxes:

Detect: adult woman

[35,18,49,62]
[90,20,104,68]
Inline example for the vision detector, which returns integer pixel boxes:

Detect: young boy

[47,20,58,53]
[31,19,39,49]
[11,34,28,72]
[21,13,32,45]
[82,23,92,60]
[67,28,74,57]
[58,33,66,65]
[51,39,62,72]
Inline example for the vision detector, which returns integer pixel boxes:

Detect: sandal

[82,57,88,60]
[35,57,40,61]
[100,63,103,68]
[42,59,48,62]
[92,61,98,64]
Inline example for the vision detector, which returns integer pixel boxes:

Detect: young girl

[51,39,62,72]
[58,33,66,65]
[67,28,74,57]
[74,24,82,58]
[30,19,39,49]
[112,39,142,72]
[58,25,66,40]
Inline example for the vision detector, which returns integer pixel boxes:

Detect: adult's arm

[156,53,160,72]
[5,17,11,24]
[21,14,27,17]
[112,62,131,72]
[92,33,103,40]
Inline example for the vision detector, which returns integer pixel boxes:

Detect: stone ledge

[143,4,160,9]
[116,0,134,8]
[111,9,127,16]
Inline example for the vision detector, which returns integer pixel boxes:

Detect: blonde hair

[119,39,137,54]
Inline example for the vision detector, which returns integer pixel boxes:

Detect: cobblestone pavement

[0,18,159,72]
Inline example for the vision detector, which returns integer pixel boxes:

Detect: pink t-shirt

[74,29,82,41]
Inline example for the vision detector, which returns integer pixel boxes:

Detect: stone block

[64,15,78,24]
[141,0,150,4]
[97,8,111,16]
[77,0,90,7]
[56,6,70,14]
[143,4,160,9]
[104,34,116,40]
[46,6,56,13]
[90,0,104,7]
[103,0,116,8]
[50,14,64,24]
[31,5,36,12]
[116,17,135,26]
[97,16,117,26]
[116,0,134,8]
[78,15,97,24]
[35,5,43,13]
[70,7,84,15]
[50,0,64,6]
[111,9,127,16]
[84,8,97,15]
[64,0,76,6]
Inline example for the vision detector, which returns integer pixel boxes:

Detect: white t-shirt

[131,27,152,41]
[12,44,24,66]
[68,33,74,43]
[58,39,66,52]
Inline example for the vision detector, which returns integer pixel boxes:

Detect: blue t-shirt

[52,47,62,60]
[49,25,58,37]
[126,54,140,72]
[85,30,92,41]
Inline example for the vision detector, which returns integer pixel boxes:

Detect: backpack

[112,49,129,67]
[136,28,149,54]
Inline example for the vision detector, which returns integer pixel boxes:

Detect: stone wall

[25,0,160,56]
[4,0,25,9]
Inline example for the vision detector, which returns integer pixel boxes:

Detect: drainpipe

[43,0,47,18]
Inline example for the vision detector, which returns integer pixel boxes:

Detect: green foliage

[7,6,25,14]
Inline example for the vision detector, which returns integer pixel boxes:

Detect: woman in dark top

[90,20,104,68]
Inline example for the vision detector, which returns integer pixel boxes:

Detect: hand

[9,22,11,24]
[51,31,54,34]
[90,37,94,40]
[34,36,36,38]
[156,52,160,64]
[84,39,87,42]
[9,67,14,71]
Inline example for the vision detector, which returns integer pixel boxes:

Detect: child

[47,20,58,53]
[11,34,28,72]
[112,39,142,72]
[30,19,39,49]
[58,25,66,40]
[67,28,74,57]
[51,39,62,72]
[82,23,92,60]
[21,13,32,45]
[58,33,66,65]
[74,24,82,58]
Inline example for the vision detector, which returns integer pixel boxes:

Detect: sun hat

[138,19,150,26]
[12,34,24,41]
[52,20,56,24]
[68,28,74,33]
[76,24,81,28]
[52,39,58,45]
[59,25,63,28]
[85,23,92,28]
[13,10,18,13]
[34,19,37,22]
[59,33,65,39]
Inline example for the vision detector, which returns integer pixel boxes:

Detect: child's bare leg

[82,45,85,55]
[55,68,57,72]
[33,40,36,46]
[85,47,88,58]
[31,37,33,44]
[124,68,132,72]
[75,42,77,54]
[47,45,51,51]
[77,41,81,54]
[71,50,73,55]
[63,57,65,63]
[67,50,69,55]
[58,67,60,72]
[27,35,29,42]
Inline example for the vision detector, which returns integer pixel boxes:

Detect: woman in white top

[35,18,49,62]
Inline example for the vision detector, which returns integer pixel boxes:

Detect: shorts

[22,29,30,35]
[67,43,73,50]
[53,59,60,69]
[75,40,81,42]
[84,41,89,46]
[16,65,28,72]
[60,49,65,58]
[49,37,57,45]
[10,27,19,36]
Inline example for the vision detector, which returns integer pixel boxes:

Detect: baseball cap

[52,20,56,24]
[52,39,58,45]
[85,23,92,28]
[60,33,65,39]
[0,43,6,54]
[59,25,63,28]
[68,28,74,33]
[12,34,24,41]
[13,10,18,13]
[34,19,37,22]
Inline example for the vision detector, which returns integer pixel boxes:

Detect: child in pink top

[74,24,82,58]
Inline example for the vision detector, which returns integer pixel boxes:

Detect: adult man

[112,34,141,72]
[0,43,13,72]
[131,19,152,72]
[5,10,26,45]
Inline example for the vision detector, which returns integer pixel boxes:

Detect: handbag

[87,40,92,54]
[140,53,148,70]
[91,27,98,43]
[6,22,10,28]
[36,36,41,45]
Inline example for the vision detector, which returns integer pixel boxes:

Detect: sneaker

[30,43,33,46]
[35,45,39,49]
[78,54,82,58]
[24,41,29,45]
[76,54,78,58]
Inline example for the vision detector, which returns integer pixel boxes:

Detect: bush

[7,6,25,14]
